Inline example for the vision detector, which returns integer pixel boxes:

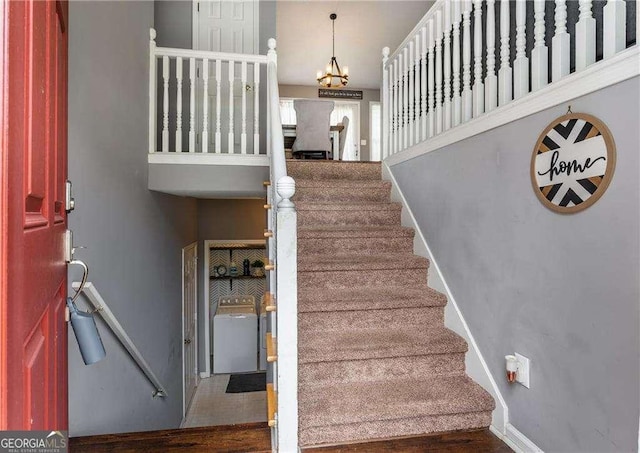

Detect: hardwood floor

[69,423,272,453]
[303,429,513,452]
[70,425,511,453]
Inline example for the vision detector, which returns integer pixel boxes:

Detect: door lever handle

[69,260,89,303]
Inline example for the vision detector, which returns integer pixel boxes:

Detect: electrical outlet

[515,353,530,388]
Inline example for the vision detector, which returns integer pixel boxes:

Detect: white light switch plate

[515,353,530,388]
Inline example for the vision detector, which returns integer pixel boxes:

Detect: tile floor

[182,373,267,428]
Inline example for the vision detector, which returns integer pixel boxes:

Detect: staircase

[288,160,495,447]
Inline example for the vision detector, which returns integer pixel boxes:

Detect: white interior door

[194,1,258,154]
[195,0,257,54]
[182,242,198,416]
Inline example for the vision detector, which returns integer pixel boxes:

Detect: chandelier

[317,13,349,88]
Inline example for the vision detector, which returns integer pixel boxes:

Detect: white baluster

[498,0,512,106]
[389,59,395,155]
[393,59,399,153]
[472,0,484,118]
[149,29,157,154]
[176,57,183,153]
[552,0,570,81]
[162,55,169,152]
[421,26,428,140]
[427,19,436,138]
[603,0,627,59]
[382,47,390,159]
[575,0,596,71]
[513,0,529,99]
[531,0,548,91]
[443,1,452,131]
[485,0,498,112]
[202,58,209,153]
[408,40,415,146]
[462,0,473,122]
[228,61,235,153]
[398,54,403,152]
[189,58,195,152]
[241,61,247,154]
[253,63,260,155]
[452,0,462,127]
[414,34,421,142]
[215,60,221,153]
[402,48,409,149]
[435,10,443,134]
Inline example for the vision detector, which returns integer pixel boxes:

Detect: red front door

[1,0,69,430]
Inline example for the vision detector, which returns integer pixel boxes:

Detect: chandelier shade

[317,13,349,88]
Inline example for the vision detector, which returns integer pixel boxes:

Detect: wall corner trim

[490,424,545,453]
[382,162,509,432]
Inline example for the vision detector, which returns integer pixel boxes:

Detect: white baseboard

[382,162,508,432]
[490,424,544,453]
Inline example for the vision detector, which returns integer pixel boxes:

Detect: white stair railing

[382,0,639,160]
[148,28,268,155]
[264,39,298,452]
[71,282,167,398]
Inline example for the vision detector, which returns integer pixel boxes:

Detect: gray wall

[279,84,380,161]
[68,1,198,437]
[390,77,639,451]
[196,199,266,370]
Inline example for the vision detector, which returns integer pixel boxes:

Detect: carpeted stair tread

[299,327,468,364]
[296,201,402,212]
[298,285,447,312]
[287,160,381,181]
[298,253,429,272]
[298,225,415,239]
[295,179,392,189]
[299,375,495,428]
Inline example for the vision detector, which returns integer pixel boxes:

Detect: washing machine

[213,296,258,374]
[258,296,267,371]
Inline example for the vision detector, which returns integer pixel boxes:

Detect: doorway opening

[182,239,267,428]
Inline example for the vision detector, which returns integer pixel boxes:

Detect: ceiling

[276,1,434,90]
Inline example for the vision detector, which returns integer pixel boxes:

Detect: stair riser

[298,209,401,227]
[294,185,391,203]
[298,236,414,255]
[288,163,381,181]
[298,268,428,290]
[299,307,444,331]
[299,412,493,447]
[299,354,466,386]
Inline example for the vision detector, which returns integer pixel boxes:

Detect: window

[279,98,360,161]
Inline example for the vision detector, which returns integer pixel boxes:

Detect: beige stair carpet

[288,160,495,447]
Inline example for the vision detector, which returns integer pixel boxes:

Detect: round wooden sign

[531,112,616,214]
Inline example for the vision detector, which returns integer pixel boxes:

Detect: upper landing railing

[148,28,271,156]
[381,0,639,161]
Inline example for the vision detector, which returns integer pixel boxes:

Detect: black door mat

[226,372,267,393]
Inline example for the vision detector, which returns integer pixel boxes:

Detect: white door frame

[202,239,265,377]
[192,0,260,53]
[182,242,198,421]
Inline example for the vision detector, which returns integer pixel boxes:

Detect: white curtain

[330,102,358,161]
[370,102,381,161]
[279,99,359,161]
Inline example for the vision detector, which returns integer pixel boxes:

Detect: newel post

[381,47,390,161]
[148,28,157,154]
[275,176,299,452]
